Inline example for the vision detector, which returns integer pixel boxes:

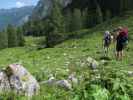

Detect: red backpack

[120,28,128,37]
[119,28,128,46]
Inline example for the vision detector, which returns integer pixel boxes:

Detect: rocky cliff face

[31,0,72,20]
[31,0,52,20]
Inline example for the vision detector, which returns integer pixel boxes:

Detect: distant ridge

[0,6,34,31]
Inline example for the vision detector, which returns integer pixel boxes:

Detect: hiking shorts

[116,43,124,52]
[104,41,110,47]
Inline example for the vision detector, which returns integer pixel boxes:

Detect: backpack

[122,36,128,47]
[105,35,111,44]
[121,28,128,46]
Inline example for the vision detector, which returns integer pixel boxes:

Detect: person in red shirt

[116,26,128,60]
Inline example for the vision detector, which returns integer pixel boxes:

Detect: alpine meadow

[0,0,133,100]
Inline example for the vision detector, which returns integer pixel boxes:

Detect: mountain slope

[0,6,34,30]
[0,10,133,99]
[31,0,133,20]
[31,0,72,20]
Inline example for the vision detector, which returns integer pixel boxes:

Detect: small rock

[91,60,99,69]
[80,62,85,67]
[68,73,78,85]
[128,71,133,77]
[87,57,93,63]
[40,76,56,85]
[101,60,106,64]
[86,57,99,69]
[56,80,72,90]
[100,60,108,65]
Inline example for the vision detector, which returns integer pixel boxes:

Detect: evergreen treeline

[23,0,133,47]
[0,25,24,50]
[1,0,132,49]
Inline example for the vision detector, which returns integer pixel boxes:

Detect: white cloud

[16,1,25,8]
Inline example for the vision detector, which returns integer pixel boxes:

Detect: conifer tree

[105,10,112,21]
[6,25,18,47]
[16,27,25,46]
[45,0,65,47]
[50,0,65,33]
[95,0,103,24]
[64,10,73,32]
[0,30,8,49]
[82,8,90,28]
[71,8,82,31]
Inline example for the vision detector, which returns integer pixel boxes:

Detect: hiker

[112,29,119,43]
[103,31,111,56]
[116,26,128,60]
[110,28,120,54]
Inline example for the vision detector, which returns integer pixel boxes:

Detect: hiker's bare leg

[103,47,105,56]
[106,47,108,56]
[107,47,109,56]
[116,51,120,60]
[116,51,119,60]
[122,50,124,57]
[104,47,107,56]
[120,50,123,60]
[118,52,120,60]
[120,51,122,60]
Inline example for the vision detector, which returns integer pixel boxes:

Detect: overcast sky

[0,0,39,9]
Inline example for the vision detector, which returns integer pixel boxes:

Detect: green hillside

[0,11,133,99]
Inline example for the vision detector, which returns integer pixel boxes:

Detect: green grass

[0,11,133,99]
